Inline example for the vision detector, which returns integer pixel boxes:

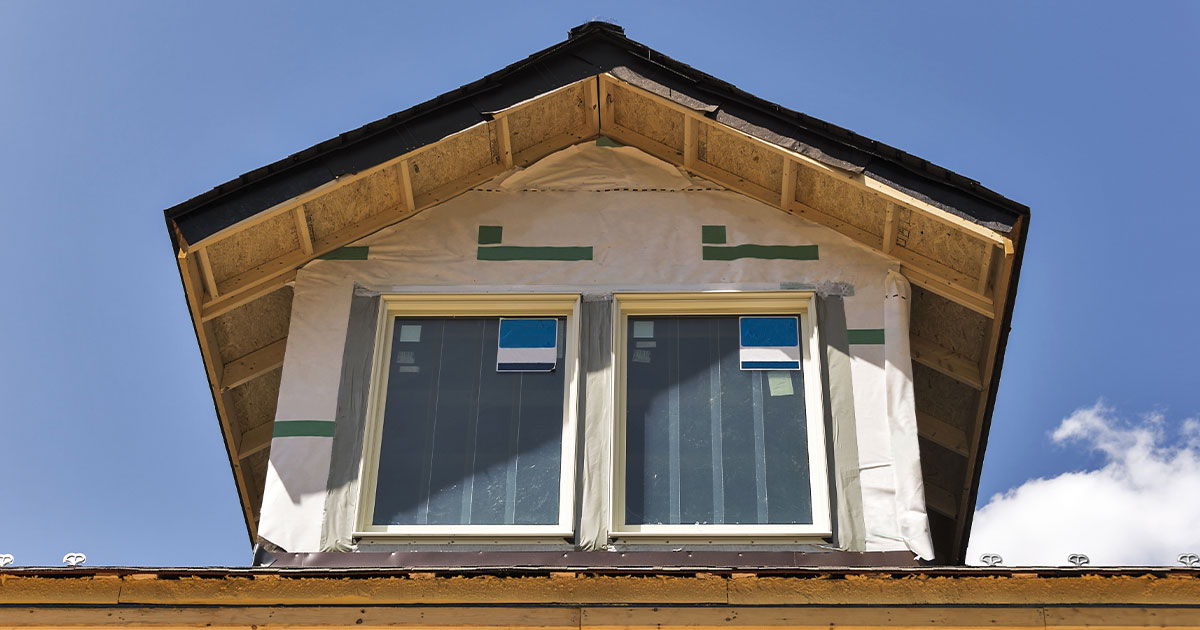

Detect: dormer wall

[256,143,934,560]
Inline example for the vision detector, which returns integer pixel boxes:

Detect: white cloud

[966,401,1200,566]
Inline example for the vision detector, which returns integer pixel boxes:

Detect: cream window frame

[354,293,581,540]
[610,291,832,540]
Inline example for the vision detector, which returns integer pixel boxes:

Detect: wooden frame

[353,293,582,540]
[609,291,832,540]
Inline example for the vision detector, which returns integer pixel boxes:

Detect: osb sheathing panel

[913,363,978,436]
[207,212,301,285]
[409,123,497,196]
[228,367,282,434]
[903,208,989,278]
[793,165,886,237]
[919,435,968,495]
[910,285,989,363]
[508,83,588,155]
[304,161,407,241]
[211,286,294,360]
[699,124,783,194]
[611,83,684,151]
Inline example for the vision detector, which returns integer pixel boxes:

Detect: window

[356,294,580,538]
[612,292,831,538]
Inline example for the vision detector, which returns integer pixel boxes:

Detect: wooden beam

[861,176,1009,247]
[787,199,884,250]
[413,162,508,208]
[953,218,1022,557]
[683,117,697,170]
[604,123,684,168]
[195,247,220,300]
[220,338,287,391]
[976,243,997,295]
[683,152,778,207]
[584,76,600,135]
[911,336,984,390]
[512,129,593,169]
[496,116,514,169]
[882,204,898,254]
[901,263,994,319]
[238,421,274,459]
[924,482,959,519]
[201,267,297,322]
[599,75,614,132]
[780,159,795,209]
[292,206,313,255]
[917,410,970,457]
[399,158,416,212]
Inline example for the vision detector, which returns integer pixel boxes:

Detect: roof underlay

[164,23,1027,565]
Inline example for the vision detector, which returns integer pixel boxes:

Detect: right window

[612,292,831,539]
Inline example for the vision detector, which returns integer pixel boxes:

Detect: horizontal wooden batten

[237,421,274,459]
[917,410,971,457]
[220,338,287,391]
[911,336,984,391]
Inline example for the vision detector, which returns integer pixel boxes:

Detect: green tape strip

[596,136,624,147]
[318,246,368,261]
[477,246,593,261]
[701,225,727,244]
[847,329,885,345]
[702,244,818,261]
[477,225,503,245]
[273,420,336,438]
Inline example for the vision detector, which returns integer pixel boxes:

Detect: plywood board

[904,208,990,279]
[304,161,407,241]
[509,82,588,155]
[210,286,293,361]
[409,123,498,198]
[794,164,886,238]
[611,82,685,152]
[913,362,979,439]
[699,123,783,194]
[910,285,990,363]
[207,211,300,285]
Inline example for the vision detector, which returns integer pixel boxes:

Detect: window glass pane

[625,316,812,525]
[373,317,565,526]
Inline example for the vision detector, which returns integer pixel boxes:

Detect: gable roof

[164,21,1028,565]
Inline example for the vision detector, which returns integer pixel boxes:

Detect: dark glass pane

[624,316,813,526]
[373,317,564,526]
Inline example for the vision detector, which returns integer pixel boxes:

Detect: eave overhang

[163,22,1029,565]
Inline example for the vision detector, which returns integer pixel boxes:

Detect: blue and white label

[739,316,801,370]
[497,318,558,372]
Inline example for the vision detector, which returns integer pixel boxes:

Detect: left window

[356,294,580,538]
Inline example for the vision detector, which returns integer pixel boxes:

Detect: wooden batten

[497,116,514,169]
[293,206,314,255]
[238,421,274,459]
[221,338,287,391]
[911,336,984,391]
[917,410,970,457]
[882,204,898,254]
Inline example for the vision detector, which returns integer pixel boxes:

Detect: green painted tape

[477,225,503,245]
[477,246,593,261]
[596,136,624,147]
[273,420,336,438]
[702,244,818,261]
[847,329,885,345]
[701,225,727,244]
[318,246,368,261]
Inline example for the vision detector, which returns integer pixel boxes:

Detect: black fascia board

[165,21,1027,247]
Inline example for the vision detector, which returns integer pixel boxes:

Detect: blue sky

[1,1,1197,567]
